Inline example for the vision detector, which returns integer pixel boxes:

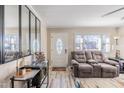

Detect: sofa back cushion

[72,51,86,63]
[85,51,92,60]
[92,51,105,62]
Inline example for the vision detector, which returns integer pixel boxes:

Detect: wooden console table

[10,69,40,88]
[10,61,49,88]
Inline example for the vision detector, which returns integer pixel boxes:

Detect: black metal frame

[0,5,41,64]
[35,17,37,40]
[19,5,22,57]
[29,10,31,55]
[39,20,41,51]
[0,5,4,64]
[35,16,37,52]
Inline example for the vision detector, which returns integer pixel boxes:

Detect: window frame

[75,34,111,53]
[0,5,4,64]
[0,5,41,64]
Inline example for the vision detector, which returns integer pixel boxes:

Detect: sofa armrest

[71,60,79,65]
[104,61,120,76]
[105,59,120,76]
[108,58,120,62]
[104,59,119,66]
[71,60,79,77]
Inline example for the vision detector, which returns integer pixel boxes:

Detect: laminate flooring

[48,68,124,88]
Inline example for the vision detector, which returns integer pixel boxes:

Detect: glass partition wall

[21,6,30,56]
[36,19,41,52]
[4,6,19,62]
[0,5,41,64]
[31,13,36,54]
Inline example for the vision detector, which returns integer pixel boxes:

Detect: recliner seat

[71,51,93,78]
[71,50,119,78]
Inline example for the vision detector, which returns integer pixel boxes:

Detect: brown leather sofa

[71,51,119,78]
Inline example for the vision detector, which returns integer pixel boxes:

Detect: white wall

[41,20,47,58]
[0,56,32,81]
[47,27,124,66]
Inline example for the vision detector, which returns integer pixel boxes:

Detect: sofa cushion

[87,59,97,64]
[85,51,92,60]
[92,51,104,62]
[72,51,86,63]
[99,63,117,73]
[78,63,93,72]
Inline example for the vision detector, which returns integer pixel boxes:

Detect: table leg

[27,80,30,88]
[11,77,14,88]
[46,76,48,88]
[46,69,49,88]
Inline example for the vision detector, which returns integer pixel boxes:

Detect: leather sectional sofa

[71,51,120,78]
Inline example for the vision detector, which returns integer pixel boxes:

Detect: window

[56,38,63,54]
[75,34,110,52]
[75,35,83,50]
[83,35,101,50]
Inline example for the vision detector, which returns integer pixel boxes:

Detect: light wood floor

[48,69,124,88]
[48,71,75,88]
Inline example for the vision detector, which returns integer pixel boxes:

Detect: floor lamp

[113,36,120,58]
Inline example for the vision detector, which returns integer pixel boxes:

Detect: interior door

[51,33,68,67]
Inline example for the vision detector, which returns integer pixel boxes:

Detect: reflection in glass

[4,6,19,62]
[36,19,40,52]
[21,6,30,56]
[33,39,38,53]
[56,38,63,54]
[31,13,36,54]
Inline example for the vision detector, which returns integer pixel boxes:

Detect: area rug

[52,67,66,71]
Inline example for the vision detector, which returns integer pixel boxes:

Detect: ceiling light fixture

[121,16,124,20]
[102,7,124,17]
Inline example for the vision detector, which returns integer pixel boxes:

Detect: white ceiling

[33,5,124,28]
